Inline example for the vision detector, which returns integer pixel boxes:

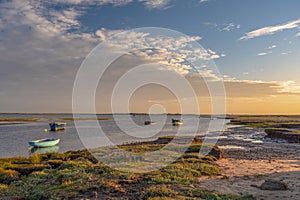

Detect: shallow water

[218,145,248,150]
[0,114,229,158]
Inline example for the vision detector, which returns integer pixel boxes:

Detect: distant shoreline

[1,112,300,117]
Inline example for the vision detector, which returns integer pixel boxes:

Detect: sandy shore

[199,128,300,200]
[199,159,300,200]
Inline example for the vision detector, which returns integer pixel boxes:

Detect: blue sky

[0,0,300,113]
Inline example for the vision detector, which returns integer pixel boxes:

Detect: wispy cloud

[199,0,209,3]
[281,51,292,55]
[279,81,300,94]
[240,18,300,40]
[223,77,300,97]
[54,0,172,9]
[52,0,170,8]
[222,23,241,32]
[266,45,276,50]
[138,0,171,9]
[257,52,267,56]
[95,28,125,41]
[96,31,224,76]
[256,44,277,56]
[203,22,241,32]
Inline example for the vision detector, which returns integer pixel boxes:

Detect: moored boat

[49,122,66,131]
[172,118,183,126]
[144,121,156,125]
[28,138,60,147]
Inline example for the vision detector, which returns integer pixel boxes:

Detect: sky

[0,0,300,114]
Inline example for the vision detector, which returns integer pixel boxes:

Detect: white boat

[28,138,60,147]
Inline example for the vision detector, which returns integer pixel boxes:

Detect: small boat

[172,118,183,126]
[144,121,156,125]
[49,122,66,131]
[28,138,60,147]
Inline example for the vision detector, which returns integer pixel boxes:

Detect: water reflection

[29,146,59,155]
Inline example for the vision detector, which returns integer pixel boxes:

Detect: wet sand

[199,128,300,200]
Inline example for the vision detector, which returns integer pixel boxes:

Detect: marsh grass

[61,117,112,121]
[0,141,254,200]
[143,185,178,199]
[228,115,300,128]
[228,121,276,128]
[184,188,255,200]
[0,118,39,122]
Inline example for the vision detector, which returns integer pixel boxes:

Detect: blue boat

[49,122,66,131]
[28,138,60,147]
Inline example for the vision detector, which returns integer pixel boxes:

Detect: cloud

[0,0,174,41]
[199,0,209,3]
[94,30,223,63]
[256,45,277,56]
[52,0,171,9]
[257,52,267,56]
[266,45,276,50]
[0,0,226,113]
[0,0,87,40]
[96,31,224,76]
[95,28,125,41]
[222,23,241,32]
[203,22,218,28]
[257,51,272,56]
[279,81,300,94]
[203,22,241,32]
[138,0,171,9]
[240,18,300,40]
[281,51,292,55]
[223,77,300,97]
[2,0,299,114]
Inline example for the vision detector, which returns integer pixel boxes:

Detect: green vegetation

[228,115,300,128]
[61,117,112,121]
[228,121,276,128]
[184,189,255,200]
[265,128,291,132]
[0,118,39,122]
[0,140,254,200]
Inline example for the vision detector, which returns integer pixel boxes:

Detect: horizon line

[1,112,300,116]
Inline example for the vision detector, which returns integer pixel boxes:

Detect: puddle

[218,145,247,150]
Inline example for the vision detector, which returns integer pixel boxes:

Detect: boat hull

[28,138,60,147]
[144,121,156,125]
[172,122,183,126]
[172,119,183,126]
[49,122,66,131]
